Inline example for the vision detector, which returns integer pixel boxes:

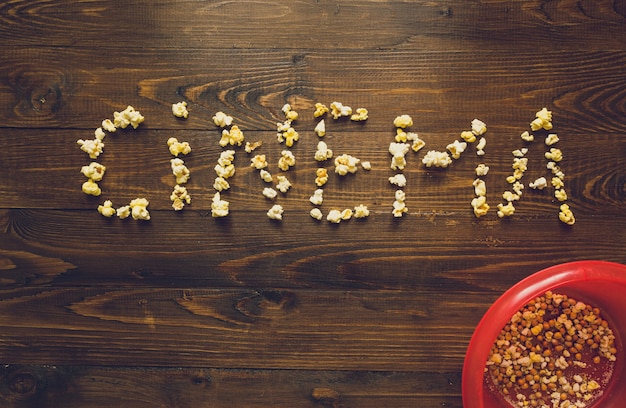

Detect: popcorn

[114,106,144,129]
[260,169,273,183]
[520,131,535,142]
[213,176,230,191]
[330,102,352,119]
[212,111,233,128]
[245,141,262,153]
[350,108,368,121]
[172,101,189,118]
[267,204,284,220]
[218,150,236,167]
[361,161,371,170]
[250,154,268,170]
[555,189,568,202]
[282,104,298,121]
[170,185,191,211]
[81,162,106,181]
[476,137,486,156]
[211,192,229,217]
[280,126,299,147]
[473,179,487,197]
[471,119,487,136]
[446,140,467,159]
[353,205,370,219]
[171,158,191,184]
[97,200,116,217]
[393,115,413,129]
[530,107,553,131]
[460,130,476,143]
[315,168,329,187]
[389,142,410,171]
[471,195,490,217]
[502,191,520,202]
[167,137,191,156]
[551,177,565,189]
[77,138,104,159]
[389,174,407,187]
[129,197,150,220]
[406,132,426,152]
[263,187,278,200]
[395,129,408,143]
[101,119,116,133]
[475,164,490,176]
[512,148,528,157]
[278,150,296,171]
[220,125,245,147]
[94,127,106,140]
[314,103,329,118]
[497,202,516,218]
[310,208,323,220]
[392,190,408,218]
[559,203,575,225]
[340,209,353,220]
[116,205,131,219]
[82,179,102,196]
[326,209,343,223]
[314,141,333,161]
[309,189,324,205]
[545,133,559,146]
[529,177,548,190]
[314,119,326,137]
[214,163,235,179]
[545,148,563,162]
[275,175,291,193]
[422,150,452,168]
[334,154,360,175]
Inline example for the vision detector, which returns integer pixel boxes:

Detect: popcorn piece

[170,185,191,211]
[94,127,106,140]
[267,204,284,220]
[471,195,490,217]
[310,208,323,220]
[447,140,467,159]
[512,148,528,157]
[502,191,520,202]
[389,174,407,187]
[212,111,233,128]
[395,129,408,143]
[278,150,296,171]
[263,187,278,200]
[422,150,452,168]
[520,131,535,142]
[350,108,368,121]
[545,148,563,162]
[129,197,150,220]
[167,137,191,156]
[220,125,245,147]
[116,205,131,219]
[314,141,333,161]
[471,119,487,136]
[559,203,575,225]
[335,154,360,175]
[340,209,353,220]
[172,101,189,118]
[326,209,343,223]
[529,177,548,190]
[113,110,130,129]
[552,176,565,189]
[213,176,230,192]
[82,179,102,196]
[250,154,268,170]
[260,169,273,183]
[555,189,568,202]
[214,163,235,179]
[473,179,487,197]
[101,119,116,133]
[512,181,524,196]
[353,205,370,219]
[361,161,371,170]
[460,130,476,143]
[81,162,106,181]
[530,107,553,131]
[97,200,116,217]
[330,102,352,119]
[171,158,191,184]
[314,119,326,137]
[476,137,487,156]
[281,127,299,147]
[314,103,329,118]
[406,132,426,152]
[475,164,490,176]
[275,175,291,193]
[497,202,516,218]
[392,189,408,218]
[211,192,229,217]
[389,142,410,170]
[282,104,298,121]
[77,138,104,159]
[315,168,329,187]
[309,189,324,205]
[114,106,144,129]
[218,150,236,167]
[245,141,262,153]
[393,115,413,129]
[545,133,559,146]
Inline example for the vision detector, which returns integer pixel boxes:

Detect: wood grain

[1,1,625,407]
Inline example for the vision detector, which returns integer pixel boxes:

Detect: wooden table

[1,1,625,407]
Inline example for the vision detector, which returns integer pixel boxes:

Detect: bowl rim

[462,260,626,407]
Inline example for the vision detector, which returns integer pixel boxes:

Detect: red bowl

[462,260,626,407]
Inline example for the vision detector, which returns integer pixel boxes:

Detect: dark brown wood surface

[1,1,625,407]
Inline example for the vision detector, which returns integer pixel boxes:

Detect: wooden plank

[0,365,463,408]
[0,286,490,371]
[0,48,625,132]
[0,0,624,51]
